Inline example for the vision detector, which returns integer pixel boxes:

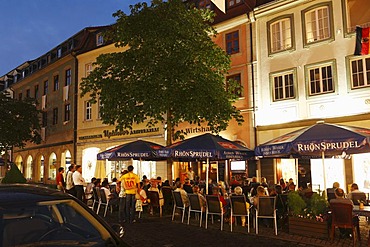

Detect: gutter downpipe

[72,52,78,164]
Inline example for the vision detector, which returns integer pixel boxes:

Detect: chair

[172,191,187,223]
[187,194,204,227]
[330,202,360,246]
[276,194,288,228]
[205,195,225,231]
[255,196,277,235]
[229,195,250,233]
[161,186,173,213]
[98,188,113,217]
[92,187,101,213]
[326,188,336,203]
[148,191,163,217]
[351,192,367,205]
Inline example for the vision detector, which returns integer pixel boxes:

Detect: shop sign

[103,127,160,139]
[78,134,103,140]
[178,126,211,135]
[295,140,361,153]
[173,150,213,158]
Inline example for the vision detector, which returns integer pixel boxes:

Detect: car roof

[0,184,72,206]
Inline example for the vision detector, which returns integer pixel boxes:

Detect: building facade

[252,0,370,191]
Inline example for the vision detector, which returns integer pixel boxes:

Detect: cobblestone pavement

[103,208,370,247]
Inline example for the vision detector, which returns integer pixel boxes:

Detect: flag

[211,0,226,13]
[354,26,370,55]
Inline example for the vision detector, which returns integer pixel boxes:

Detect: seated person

[183,178,193,194]
[101,180,118,205]
[234,186,250,227]
[174,182,189,207]
[347,183,367,205]
[252,186,267,207]
[192,185,206,212]
[330,187,359,238]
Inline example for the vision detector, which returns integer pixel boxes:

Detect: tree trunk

[166,110,173,184]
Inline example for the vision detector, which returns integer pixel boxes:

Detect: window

[268,17,293,54]
[271,70,296,101]
[85,101,92,120]
[343,0,370,33]
[85,63,92,77]
[198,0,211,9]
[98,99,103,119]
[64,104,71,122]
[303,4,332,44]
[42,112,48,127]
[52,108,58,125]
[34,85,39,98]
[53,75,59,91]
[43,80,48,95]
[26,89,30,98]
[227,0,241,8]
[57,47,62,58]
[96,33,104,46]
[306,61,335,96]
[18,93,22,100]
[350,56,370,89]
[226,74,243,97]
[226,31,239,55]
[65,69,71,86]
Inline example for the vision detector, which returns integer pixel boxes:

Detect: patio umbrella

[159,133,255,194]
[97,140,165,161]
[254,121,370,189]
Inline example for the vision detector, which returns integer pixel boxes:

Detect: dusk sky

[0,0,148,76]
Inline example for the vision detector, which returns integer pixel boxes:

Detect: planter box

[288,216,329,239]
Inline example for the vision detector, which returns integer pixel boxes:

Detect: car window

[0,201,108,246]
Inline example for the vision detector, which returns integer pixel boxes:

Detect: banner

[354,26,370,55]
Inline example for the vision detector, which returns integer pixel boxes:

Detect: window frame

[301,2,334,47]
[42,111,48,127]
[267,15,295,55]
[96,33,104,46]
[43,80,48,95]
[34,85,39,99]
[85,101,92,121]
[64,104,71,122]
[226,30,240,55]
[53,75,59,91]
[52,107,58,125]
[348,54,370,90]
[65,69,72,86]
[226,73,243,98]
[305,59,337,97]
[270,68,297,102]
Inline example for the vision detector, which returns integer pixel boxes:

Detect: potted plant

[287,191,329,239]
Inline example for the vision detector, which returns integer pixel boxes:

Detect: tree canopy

[0,92,41,154]
[80,0,243,145]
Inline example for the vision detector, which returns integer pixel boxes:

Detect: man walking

[56,167,65,191]
[73,165,85,202]
[122,165,140,223]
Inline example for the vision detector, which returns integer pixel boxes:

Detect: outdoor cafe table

[353,205,370,245]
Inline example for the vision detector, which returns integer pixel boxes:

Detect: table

[353,205,370,217]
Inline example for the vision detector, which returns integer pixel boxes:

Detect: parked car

[0,184,128,247]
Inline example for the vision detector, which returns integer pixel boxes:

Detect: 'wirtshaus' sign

[103,127,160,139]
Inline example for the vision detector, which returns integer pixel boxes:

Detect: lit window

[306,61,335,96]
[226,31,239,55]
[350,55,370,89]
[269,17,293,53]
[303,5,332,44]
[271,70,296,101]
[85,101,92,121]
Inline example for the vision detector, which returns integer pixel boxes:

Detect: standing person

[56,167,65,192]
[122,165,140,223]
[73,165,85,202]
[117,170,128,224]
[186,167,195,183]
[65,164,76,196]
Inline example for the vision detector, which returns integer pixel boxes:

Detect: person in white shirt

[73,165,85,202]
[65,164,76,196]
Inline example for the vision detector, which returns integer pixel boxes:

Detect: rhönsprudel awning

[255,122,370,158]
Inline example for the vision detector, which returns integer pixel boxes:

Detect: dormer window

[96,33,104,46]
[57,47,62,58]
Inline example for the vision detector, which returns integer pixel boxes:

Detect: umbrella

[159,133,254,161]
[255,122,370,158]
[97,140,165,161]
[159,133,255,194]
[254,121,370,190]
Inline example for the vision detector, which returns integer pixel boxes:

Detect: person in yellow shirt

[122,165,140,223]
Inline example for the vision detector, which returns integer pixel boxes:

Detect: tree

[80,0,243,145]
[0,92,41,155]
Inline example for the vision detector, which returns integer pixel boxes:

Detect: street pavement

[104,209,348,247]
